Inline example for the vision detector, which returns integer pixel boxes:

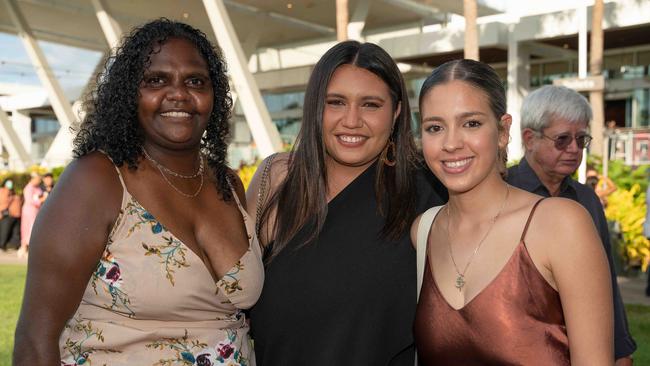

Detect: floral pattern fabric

[59,168,263,365]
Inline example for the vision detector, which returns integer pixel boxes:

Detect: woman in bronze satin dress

[412,59,614,365]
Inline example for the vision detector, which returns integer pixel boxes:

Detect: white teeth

[444,158,472,168]
[339,135,365,143]
[161,111,191,118]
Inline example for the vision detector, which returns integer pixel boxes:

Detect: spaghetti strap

[96,149,127,190]
[519,198,546,243]
[112,165,127,190]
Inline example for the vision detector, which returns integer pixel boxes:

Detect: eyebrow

[143,69,211,78]
[421,111,487,123]
[326,93,386,103]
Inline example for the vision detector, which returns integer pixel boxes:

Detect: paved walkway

[2,249,650,306]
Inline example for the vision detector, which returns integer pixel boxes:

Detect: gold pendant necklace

[446,184,510,291]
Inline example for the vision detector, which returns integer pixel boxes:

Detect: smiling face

[420,80,510,194]
[322,64,399,172]
[137,37,213,151]
[524,117,588,181]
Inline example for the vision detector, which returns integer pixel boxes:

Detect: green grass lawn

[628,304,650,365]
[0,265,26,365]
[1,264,649,365]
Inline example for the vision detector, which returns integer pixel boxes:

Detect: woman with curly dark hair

[14,19,263,366]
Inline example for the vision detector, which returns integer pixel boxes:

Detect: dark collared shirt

[507,157,637,359]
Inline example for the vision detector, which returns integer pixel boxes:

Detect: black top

[250,164,445,366]
[507,157,637,359]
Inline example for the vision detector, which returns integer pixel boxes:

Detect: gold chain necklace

[143,148,204,179]
[143,149,205,198]
[446,184,510,291]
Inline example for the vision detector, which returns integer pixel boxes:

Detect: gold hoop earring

[381,140,397,167]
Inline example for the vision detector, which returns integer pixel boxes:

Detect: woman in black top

[246,40,445,365]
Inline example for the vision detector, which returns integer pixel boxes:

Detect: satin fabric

[414,200,570,365]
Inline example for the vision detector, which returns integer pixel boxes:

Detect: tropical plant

[237,161,261,190]
[605,184,649,271]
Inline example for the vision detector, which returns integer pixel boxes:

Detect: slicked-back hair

[521,85,592,134]
[73,18,234,200]
[261,40,419,261]
[418,59,508,175]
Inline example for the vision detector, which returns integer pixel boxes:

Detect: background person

[507,85,636,364]
[414,59,613,365]
[586,167,617,207]
[18,172,44,258]
[13,19,263,366]
[0,179,21,251]
[246,40,445,365]
[39,172,55,200]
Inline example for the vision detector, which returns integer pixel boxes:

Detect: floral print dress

[59,167,264,366]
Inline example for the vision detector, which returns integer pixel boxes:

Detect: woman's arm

[244,153,289,246]
[540,198,614,366]
[13,154,122,366]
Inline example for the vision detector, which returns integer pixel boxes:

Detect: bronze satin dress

[414,199,570,365]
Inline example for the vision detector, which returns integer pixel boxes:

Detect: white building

[1,0,649,169]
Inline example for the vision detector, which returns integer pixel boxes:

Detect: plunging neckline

[425,198,555,311]
[123,189,253,283]
[427,240,525,311]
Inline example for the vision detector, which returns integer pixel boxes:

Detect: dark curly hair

[73,18,234,200]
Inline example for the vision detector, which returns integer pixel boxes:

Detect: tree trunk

[590,0,605,157]
[336,0,349,42]
[464,0,479,60]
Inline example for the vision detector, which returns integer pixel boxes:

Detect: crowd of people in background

[0,172,55,257]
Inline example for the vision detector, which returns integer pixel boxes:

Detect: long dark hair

[73,18,234,199]
[261,40,419,260]
[419,59,508,174]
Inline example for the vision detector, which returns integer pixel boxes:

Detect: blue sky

[0,32,102,90]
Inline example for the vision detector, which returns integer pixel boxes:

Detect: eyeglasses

[541,133,593,150]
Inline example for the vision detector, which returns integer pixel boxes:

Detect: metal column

[202,0,282,158]
[506,32,530,162]
[5,0,76,166]
[91,0,123,49]
[0,108,31,170]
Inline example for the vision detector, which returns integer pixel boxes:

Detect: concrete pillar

[577,5,588,183]
[463,0,479,61]
[0,108,31,170]
[91,0,123,49]
[348,0,370,41]
[589,0,605,158]
[507,33,529,162]
[202,0,282,158]
[5,0,75,165]
[336,0,349,41]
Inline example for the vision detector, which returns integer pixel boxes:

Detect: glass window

[262,91,305,113]
[634,88,650,128]
[604,53,635,79]
[638,50,650,66]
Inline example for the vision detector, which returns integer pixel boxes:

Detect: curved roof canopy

[0,0,501,51]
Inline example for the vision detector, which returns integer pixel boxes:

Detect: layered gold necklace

[143,148,204,198]
[446,184,510,291]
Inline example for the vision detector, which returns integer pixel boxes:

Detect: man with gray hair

[507,85,636,365]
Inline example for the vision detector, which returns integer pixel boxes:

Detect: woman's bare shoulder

[62,152,123,204]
